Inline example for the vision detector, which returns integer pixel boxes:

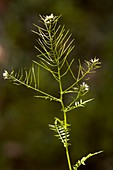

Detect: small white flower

[90,57,99,63]
[75,101,79,106]
[80,99,83,104]
[3,70,9,79]
[44,14,54,24]
[75,99,83,106]
[80,82,89,91]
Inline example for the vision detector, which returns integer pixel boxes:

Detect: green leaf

[73,150,103,170]
[49,117,71,147]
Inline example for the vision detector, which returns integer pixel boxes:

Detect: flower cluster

[75,99,83,107]
[3,70,9,79]
[73,82,89,96]
[80,82,89,91]
[90,57,99,64]
[85,57,101,70]
[44,14,54,24]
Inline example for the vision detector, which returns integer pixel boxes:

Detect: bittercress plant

[3,14,103,170]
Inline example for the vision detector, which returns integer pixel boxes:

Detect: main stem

[63,108,72,170]
[48,26,72,170]
[58,66,72,170]
[66,146,72,170]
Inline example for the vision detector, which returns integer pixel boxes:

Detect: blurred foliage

[0,0,113,170]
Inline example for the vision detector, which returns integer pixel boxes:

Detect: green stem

[47,22,72,170]
[64,67,91,93]
[66,146,72,170]
[58,65,72,170]
[9,75,60,102]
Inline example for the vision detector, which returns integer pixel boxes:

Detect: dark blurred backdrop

[0,0,113,170]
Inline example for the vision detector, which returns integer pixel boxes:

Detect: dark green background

[0,0,113,169]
